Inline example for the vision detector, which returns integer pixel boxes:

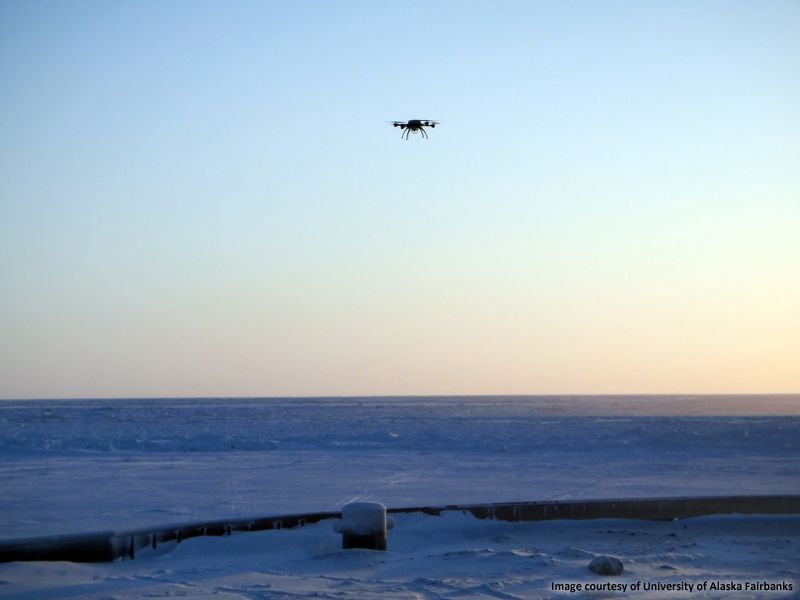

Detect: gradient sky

[1,0,798,399]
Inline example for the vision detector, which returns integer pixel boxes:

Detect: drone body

[392,119,439,139]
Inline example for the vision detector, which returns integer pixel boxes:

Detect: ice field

[1,395,798,598]
[1,396,799,539]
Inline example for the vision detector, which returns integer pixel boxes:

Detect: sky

[1,0,798,399]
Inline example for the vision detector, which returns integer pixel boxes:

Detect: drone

[391,119,439,140]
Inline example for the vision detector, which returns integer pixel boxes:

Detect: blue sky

[1,1,798,398]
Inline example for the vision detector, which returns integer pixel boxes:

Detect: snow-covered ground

[1,512,798,599]
[1,396,798,598]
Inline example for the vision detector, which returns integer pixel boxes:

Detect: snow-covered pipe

[333,502,395,550]
[3,495,799,563]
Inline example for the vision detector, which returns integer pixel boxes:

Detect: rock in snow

[588,555,624,575]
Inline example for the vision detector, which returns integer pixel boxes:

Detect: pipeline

[1,494,798,563]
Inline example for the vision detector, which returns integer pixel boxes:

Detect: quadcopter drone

[391,119,439,139]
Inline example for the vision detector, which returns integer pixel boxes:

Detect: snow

[0,395,798,597]
[337,502,391,534]
[1,512,797,599]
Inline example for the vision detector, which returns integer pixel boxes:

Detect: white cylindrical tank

[334,502,394,551]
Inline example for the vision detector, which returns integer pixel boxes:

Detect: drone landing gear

[402,128,428,140]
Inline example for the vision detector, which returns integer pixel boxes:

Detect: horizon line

[2,392,799,402]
